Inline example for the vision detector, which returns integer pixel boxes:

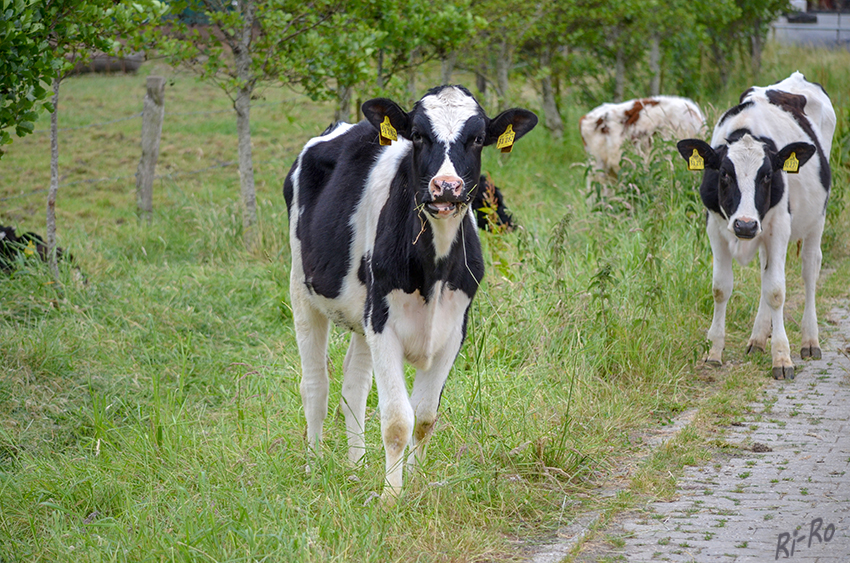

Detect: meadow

[1,42,849,562]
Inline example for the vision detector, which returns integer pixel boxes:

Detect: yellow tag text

[380,116,397,146]
[688,149,704,171]
[783,152,800,173]
[497,124,515,153]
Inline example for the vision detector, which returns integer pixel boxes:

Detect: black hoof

[747,344,765,355]
[801,346,822,360]
[705,359,722,367]
[772,366,795,380]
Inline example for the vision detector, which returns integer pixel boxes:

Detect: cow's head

[677,134,815,239]
[362,86,537,220]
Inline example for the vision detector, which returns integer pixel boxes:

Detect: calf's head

[677,134,815,239]
[362,86,537,219]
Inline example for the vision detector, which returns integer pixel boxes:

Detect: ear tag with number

[24,240,36,256]
[496,124,515,153]
[783,152,800,173]
[379,116,397,146]
[688,149,704,171]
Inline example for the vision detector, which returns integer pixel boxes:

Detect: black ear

[361,98,411,141]
[676,139,721,170]
[773,142,816,174]
[486,109,538,148]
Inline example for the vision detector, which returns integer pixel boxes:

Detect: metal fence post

[136,75,165,222]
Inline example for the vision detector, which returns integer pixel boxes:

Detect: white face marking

[433,155,461,182]
[725,134,768,229]
[420,87,480,145]
[416,88,482,259]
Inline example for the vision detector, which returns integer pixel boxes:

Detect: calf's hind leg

[799,229,823,360]
[291,282,332,457]
[340,333,373,465]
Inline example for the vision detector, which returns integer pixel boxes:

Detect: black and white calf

[283,85,537,499]
[677,72,835,379]
[1,225,67,272]
[471,174,515,232]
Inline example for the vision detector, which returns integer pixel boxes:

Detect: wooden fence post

[136,75,165,222]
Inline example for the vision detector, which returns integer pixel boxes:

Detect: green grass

[1,42,850,562]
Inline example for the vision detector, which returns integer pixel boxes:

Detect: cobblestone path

[573,305,850,562]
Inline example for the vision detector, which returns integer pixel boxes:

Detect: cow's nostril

[430,176,465,198]
[733,218,759,239]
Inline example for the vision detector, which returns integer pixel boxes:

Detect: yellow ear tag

[783,152,800,173]
[688,148,704,171]
[379,116,397,146]
[24,240,36,256]
[496,124,515,153]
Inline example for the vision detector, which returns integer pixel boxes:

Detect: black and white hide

[677,72,835,380]
[471,175,515,232]
[0,225,66,272]
[283,85,537,500]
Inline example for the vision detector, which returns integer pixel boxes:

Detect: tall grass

[1,43,849,562]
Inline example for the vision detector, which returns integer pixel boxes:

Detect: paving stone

[572,306,850,562]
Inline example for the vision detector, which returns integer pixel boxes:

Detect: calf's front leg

[761,237,793,379]
[707,227,734,365]
[368,328,414,504]
[407,334,462,472]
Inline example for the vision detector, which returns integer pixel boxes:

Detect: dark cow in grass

[677,72,835,380]
[0,225,62,272]
[283,85,537,501]
[472,174,514,232]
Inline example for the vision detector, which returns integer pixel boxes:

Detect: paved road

[773,13,850,49]
[575,306,850,562]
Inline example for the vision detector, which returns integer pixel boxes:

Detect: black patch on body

[717,101,754,128]
[284,122,378,299]
[365,157,484,335]
[284,109,486,337]
[765,89,831,193]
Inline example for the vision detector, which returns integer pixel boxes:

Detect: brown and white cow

[580,95,706,177]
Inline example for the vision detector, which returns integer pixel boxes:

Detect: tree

[468,0,539,108]
[515,0,592,138]
[150,0,335,252]
[0,1,59,155]
[290,0,478,127]
[2,1,163,282]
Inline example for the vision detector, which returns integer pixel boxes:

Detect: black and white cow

[0,225,64,272]
[471,174,515,232]
[677,72,835,379]
[283,85,537,500]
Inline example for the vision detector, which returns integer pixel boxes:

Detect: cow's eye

[411,131,424,144]
[473,135,484,146]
